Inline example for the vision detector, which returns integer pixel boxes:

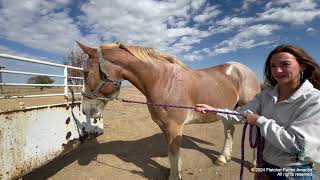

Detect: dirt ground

[0,86,81,110]
[2,86,318,180]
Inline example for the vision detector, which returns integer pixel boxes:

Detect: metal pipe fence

[0,53,83,102]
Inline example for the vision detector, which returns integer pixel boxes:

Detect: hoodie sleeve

[215,91,263,123]
[255,96,320,162]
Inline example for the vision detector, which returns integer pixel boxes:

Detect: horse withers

[78,41,261,180]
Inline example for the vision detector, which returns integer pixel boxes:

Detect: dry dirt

[2,86,319,180]
[0,86,81,110]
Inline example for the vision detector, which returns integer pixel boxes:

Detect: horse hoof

[249,164,257,173]
[214,155,228,166]
[213,159,227,166]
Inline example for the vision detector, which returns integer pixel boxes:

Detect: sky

[0,0,320,84]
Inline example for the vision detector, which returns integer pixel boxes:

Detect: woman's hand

[244,111,260,125]
[195,104,217,114]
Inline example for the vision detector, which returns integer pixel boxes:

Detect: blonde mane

[117,42,190,70]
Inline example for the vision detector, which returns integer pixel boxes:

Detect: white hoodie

[216,80,320,167]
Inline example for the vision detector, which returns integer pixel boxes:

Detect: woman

[196,44,320,180]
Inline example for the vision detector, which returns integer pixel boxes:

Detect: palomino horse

[78,41,260,180]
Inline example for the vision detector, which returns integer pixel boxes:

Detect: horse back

[194,61,260,107]
[221,61,260,105]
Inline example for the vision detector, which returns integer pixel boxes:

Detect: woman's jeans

[262,161,318,180]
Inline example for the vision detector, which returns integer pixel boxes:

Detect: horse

[77,41,261,180]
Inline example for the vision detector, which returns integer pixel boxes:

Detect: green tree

[27,75,54,90]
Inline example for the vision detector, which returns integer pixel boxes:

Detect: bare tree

[63,46,87,85]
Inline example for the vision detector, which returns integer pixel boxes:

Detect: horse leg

[215,120,235,166]
[251,148,257,170]
[166,122,183,180]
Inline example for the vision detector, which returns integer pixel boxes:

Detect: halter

[81,47,122,101]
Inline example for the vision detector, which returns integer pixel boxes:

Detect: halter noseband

[81,47,122,101]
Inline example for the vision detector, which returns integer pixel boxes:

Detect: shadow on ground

[22,133,252,180]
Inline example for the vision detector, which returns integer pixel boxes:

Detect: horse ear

[76,41,96,56]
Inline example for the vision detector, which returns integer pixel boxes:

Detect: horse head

[77,41,122,119]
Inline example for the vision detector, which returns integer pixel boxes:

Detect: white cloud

[0,0,81,54]
[259,0,320,25]
[190,0,206,10]
[193,5,221,23]
[211,16,255,33]
[0,0,215,57]
[306,27,317,32]
[0,0,319,64]
[189,0,320,62]
[166,27,196,38]
[211,24,280,55]
[241,0,258,10]
[187,24,281,59]
[216,16,254,27]
[78,0,215,56]
[265,0,318,10]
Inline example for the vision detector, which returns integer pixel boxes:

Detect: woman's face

[270,52,305,86]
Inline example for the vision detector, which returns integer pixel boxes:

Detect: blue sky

[0,0,320,84]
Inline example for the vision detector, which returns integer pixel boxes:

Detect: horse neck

[114,56,163,96]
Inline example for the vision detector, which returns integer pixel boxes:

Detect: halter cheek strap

[81,47,122,101]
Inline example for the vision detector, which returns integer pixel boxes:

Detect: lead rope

[116,98,244,116]
[240,123,264,180]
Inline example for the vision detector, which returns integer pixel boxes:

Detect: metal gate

[0,54,103,180]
